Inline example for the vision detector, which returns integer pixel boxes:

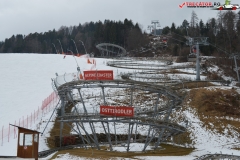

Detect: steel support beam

[78,89,88,115]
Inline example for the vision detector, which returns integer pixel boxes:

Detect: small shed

[10,124,40,160]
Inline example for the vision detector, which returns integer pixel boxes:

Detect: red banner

[84,70,113,80]
[100,106,134,117]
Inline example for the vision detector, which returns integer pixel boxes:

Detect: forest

[166,10,240,57]
[0,10,240,57]
[0,19,148,56]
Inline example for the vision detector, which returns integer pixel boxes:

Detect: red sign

[84,70,113,80]
[100,106,134,117]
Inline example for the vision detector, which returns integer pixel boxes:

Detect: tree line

[162,10,240,57]
[0,19,148,55]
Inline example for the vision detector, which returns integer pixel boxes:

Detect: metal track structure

[96,43,127,57]
[53,75,186,152]
[107,60,231,87]
[39,58,240,158]
[121,71,231,87]
[193,153,240,160]
[106,59,194,70]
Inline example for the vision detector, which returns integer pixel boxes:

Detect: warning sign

[84,70,113,80]
[100,106,134,117]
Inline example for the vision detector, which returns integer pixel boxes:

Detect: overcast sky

[0,0,239,41]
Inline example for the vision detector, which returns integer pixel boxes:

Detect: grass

[171,81,215,90]
[49,144,195,159]
[189,88,240,117]
[47,102,75,148]
[187,88,240,135]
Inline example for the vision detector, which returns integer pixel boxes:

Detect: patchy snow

[112,143,152,152]
[0,53,240,159]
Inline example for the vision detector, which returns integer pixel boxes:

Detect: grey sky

[0,0,239,41]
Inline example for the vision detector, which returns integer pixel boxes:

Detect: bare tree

[68,26,73,35]
[190,10,199,28]
[189,10,199,36]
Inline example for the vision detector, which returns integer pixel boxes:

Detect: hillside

[0,53,240,160]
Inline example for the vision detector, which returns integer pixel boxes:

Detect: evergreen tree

[162,26,170,35]
[171,23,176,33]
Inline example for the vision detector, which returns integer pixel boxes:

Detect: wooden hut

[11,125,40,160]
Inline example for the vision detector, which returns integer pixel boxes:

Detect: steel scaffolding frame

[55,80,185,151]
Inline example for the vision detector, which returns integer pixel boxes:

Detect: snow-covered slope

[0,54,111,155]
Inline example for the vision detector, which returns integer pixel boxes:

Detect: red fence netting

[0,91,59,146]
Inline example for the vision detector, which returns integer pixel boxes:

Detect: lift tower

[151,20,160,36]
[186,37,209,80]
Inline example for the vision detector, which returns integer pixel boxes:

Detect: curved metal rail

[42,58,189,155]
[106,60,194,70]
[96,43,127,57]
[40,57,238,157]
[193,153,240,160]
[53,78,185,152]
[57,79,181,100]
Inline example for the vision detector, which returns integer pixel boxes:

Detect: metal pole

[71,39,79,54]
[75,122,87,149]
[114,121,117,145]
[67,49,81,72]
[41,100,60,135]
[154,23,156,36]
[134,121,138,142]
[126,123,132,152]
[234,55,240,82]
[143,126,151,151]
[78,89,88,115]
[60,97,65,147]
[78,121,93,148]
[101,86,113,150]
[154,128,165,149]
[101,122,112,151]
[101,87,106,105]
[196,43,200,81]
[57,39,64,54]
[52,43,58,54]
[79,40,88,54]
[89,122,100,150]
[106,122,113,151]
